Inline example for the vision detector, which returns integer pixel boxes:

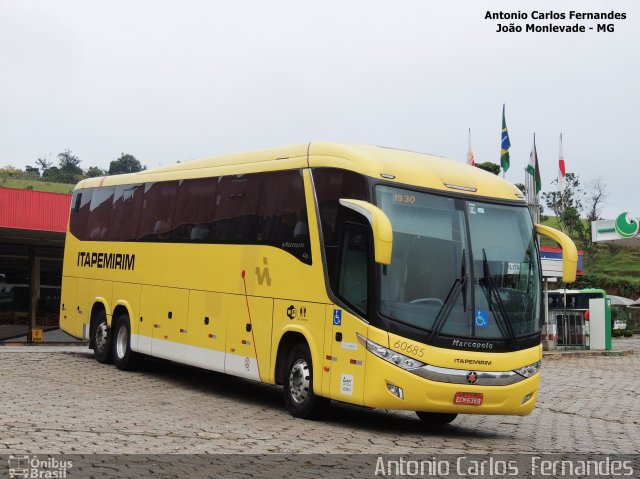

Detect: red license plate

[454,392,483,406]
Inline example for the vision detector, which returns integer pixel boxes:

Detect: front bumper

[363,353,539,415]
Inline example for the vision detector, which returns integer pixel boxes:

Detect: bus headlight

[356,334,425,370]
[513,361,541,378]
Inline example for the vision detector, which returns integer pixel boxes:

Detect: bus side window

[337,224,370,316]
[87,187,115,240]
[257,170,311,264]
[110,184,143,241]
[136,182,179,241]
[172,177,217,242]
[69,189,93,240]
[211,176,261,243]
[312,168,368,290]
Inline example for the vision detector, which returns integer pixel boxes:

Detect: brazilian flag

[501,104,511,172]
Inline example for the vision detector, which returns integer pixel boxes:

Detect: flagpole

[534,132,536,220]
[559,132,565,218]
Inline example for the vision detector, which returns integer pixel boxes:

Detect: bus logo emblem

[466,371,478,384]
[255,257,272,286]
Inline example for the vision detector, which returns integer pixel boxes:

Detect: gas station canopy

[592,212,640,247]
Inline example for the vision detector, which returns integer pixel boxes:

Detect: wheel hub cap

[95,323,107,352]
[116,325,128,359]
[288,359,310,404]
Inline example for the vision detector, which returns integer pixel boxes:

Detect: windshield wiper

[428,250,468,341]
[481,249,517,348]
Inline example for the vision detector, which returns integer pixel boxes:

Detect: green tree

[542,174,608,273]
[108,153,144,175]
[35,156,52,174]
[475,161,500,175]
[25,165,40,177]
[85,166,105,178]
[50,149,83,183]
[42,166,60,181]
[542,173,584,237]
[58,149,82,173]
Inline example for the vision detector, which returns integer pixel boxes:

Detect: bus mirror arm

[534,224,578,283]
[339,199,393,265]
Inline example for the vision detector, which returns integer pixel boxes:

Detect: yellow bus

[60,142,577,424]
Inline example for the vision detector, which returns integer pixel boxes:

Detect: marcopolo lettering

[452,339,494,350]
[77,252,135,270]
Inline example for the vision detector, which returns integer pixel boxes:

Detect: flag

[526,133,542,194]
[558,133,566,190]
[467,128,475,166]
[526,133,541,223]
[500,104,511,172]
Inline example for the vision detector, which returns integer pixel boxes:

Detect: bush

[622,329,634,338]
[612,329,622,337]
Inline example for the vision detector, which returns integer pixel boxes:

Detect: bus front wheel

[283,343,329,419]
[112,313,142,371]
[416,411,458,425]
[92,310,112,364]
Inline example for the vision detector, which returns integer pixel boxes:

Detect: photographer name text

[486,10,626,33]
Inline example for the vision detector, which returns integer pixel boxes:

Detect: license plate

[454,392,483,406]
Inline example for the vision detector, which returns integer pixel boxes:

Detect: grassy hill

[0,177,74,194]
[541,216,640,297]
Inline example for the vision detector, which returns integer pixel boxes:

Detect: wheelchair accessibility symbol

[333,309,342,326]
[475,310,489,328]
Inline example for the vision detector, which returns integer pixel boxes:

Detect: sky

[0,0,637,219]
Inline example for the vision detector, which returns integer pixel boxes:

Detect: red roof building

[0,187,72,342]
[0,187,71,233]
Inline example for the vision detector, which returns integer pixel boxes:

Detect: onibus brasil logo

[614,212,640,239]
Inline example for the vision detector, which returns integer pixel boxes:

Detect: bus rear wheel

[416,411,458,425]
[283,343,329,419]
[92,310,112,364]
[112,313,141,371]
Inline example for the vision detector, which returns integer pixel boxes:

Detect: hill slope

[541,217,640,297]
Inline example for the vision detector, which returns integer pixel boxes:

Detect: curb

[543,349,634,360]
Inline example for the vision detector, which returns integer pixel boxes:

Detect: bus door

[326,307,367,405]
[325,225,370,405]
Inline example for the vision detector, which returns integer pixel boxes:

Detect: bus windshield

[376,185,541,343]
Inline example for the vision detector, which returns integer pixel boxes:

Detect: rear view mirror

[535,224,578,283]
[339,199,393,264]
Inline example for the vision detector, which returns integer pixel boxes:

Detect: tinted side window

[338,226,369,315]
[110,184,143,241]
[136,181,179,241]
[87,187,115,240]
[171,177,217,242]
[69,189,93,240]
[211,175,261,243]
[312,168,368,284]
[258,170,311,264]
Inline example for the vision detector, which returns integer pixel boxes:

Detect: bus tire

[415,411,457,425]
[92,309,112,364]
[112,313,141,371]
[283,343,329,419]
